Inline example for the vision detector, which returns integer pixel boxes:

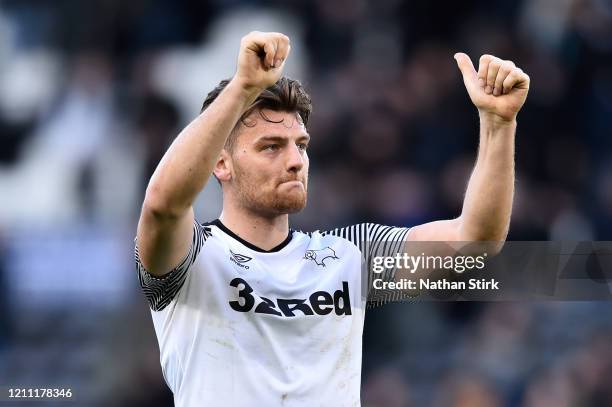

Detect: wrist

[478,111,517,128]
[228,76,264,100]
[226,77,264,112]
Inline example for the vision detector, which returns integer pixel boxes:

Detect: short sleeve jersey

[135,219,410,406]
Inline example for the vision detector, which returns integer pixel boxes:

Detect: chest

[186,233,363,319]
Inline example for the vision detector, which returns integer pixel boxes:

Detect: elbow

[141,185,187,220]
[457,217,507,256]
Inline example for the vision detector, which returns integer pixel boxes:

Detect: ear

[213,149,232,183]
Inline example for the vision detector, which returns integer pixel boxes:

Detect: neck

[219,203,290,251]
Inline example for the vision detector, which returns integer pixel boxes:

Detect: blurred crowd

[0,0,611,405]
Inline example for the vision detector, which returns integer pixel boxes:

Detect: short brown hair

[200,77,312,152]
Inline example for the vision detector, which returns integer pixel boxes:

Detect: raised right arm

[136,31,291,276]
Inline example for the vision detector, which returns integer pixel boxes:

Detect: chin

[273,191,307,214]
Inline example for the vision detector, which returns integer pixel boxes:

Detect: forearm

[144,79,260,216]
[458,114,516,241]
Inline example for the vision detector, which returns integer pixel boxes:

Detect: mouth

[280,180,304,187]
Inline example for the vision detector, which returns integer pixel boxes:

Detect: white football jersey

[136,219,410,406]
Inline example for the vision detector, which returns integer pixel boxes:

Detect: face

[216,109,310,218]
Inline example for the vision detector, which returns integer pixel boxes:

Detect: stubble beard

[233,167,308,218]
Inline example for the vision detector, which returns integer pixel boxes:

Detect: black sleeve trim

[135,221,211,311]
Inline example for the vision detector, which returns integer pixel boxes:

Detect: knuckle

[242,31,259,43]
[480,54,493,62]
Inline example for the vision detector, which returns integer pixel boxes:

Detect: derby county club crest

[303,247,339,267]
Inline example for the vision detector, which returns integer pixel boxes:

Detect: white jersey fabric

[135,219,410,406]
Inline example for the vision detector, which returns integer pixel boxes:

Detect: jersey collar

[210,219,293,253]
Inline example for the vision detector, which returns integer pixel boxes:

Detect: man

[135,31,529,405]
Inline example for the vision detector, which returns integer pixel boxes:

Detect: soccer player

[135,32,529,405]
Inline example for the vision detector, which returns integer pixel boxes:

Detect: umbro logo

[304,247,339,267]
[230,250,252,269]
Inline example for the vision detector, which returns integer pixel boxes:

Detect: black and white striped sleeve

[322,223,411,306]
[135,221,211,311]
[322,223,411,263]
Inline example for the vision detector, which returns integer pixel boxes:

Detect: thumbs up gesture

[454,53,530,123]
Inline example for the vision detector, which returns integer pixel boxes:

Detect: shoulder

[294,222,411,257]
[302,222,410,244]
[291,224,371,255]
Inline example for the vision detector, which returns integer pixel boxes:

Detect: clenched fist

[454,53,530,123]
[233,31,291,92]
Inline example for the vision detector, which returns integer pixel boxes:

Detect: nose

[286,143,304,173]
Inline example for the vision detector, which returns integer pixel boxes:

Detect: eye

[297,143,309,151]
[264,144,279,152]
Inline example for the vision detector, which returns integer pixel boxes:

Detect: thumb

[454,52,477,81]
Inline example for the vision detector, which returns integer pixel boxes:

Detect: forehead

[238,109,308,141]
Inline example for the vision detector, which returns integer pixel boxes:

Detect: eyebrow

[255,134,311,144]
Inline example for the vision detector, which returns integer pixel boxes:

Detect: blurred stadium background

[0,0,611,405]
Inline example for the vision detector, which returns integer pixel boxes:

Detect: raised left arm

[408,53,530,242]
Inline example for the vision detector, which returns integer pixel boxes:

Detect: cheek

[244,164,275,185]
